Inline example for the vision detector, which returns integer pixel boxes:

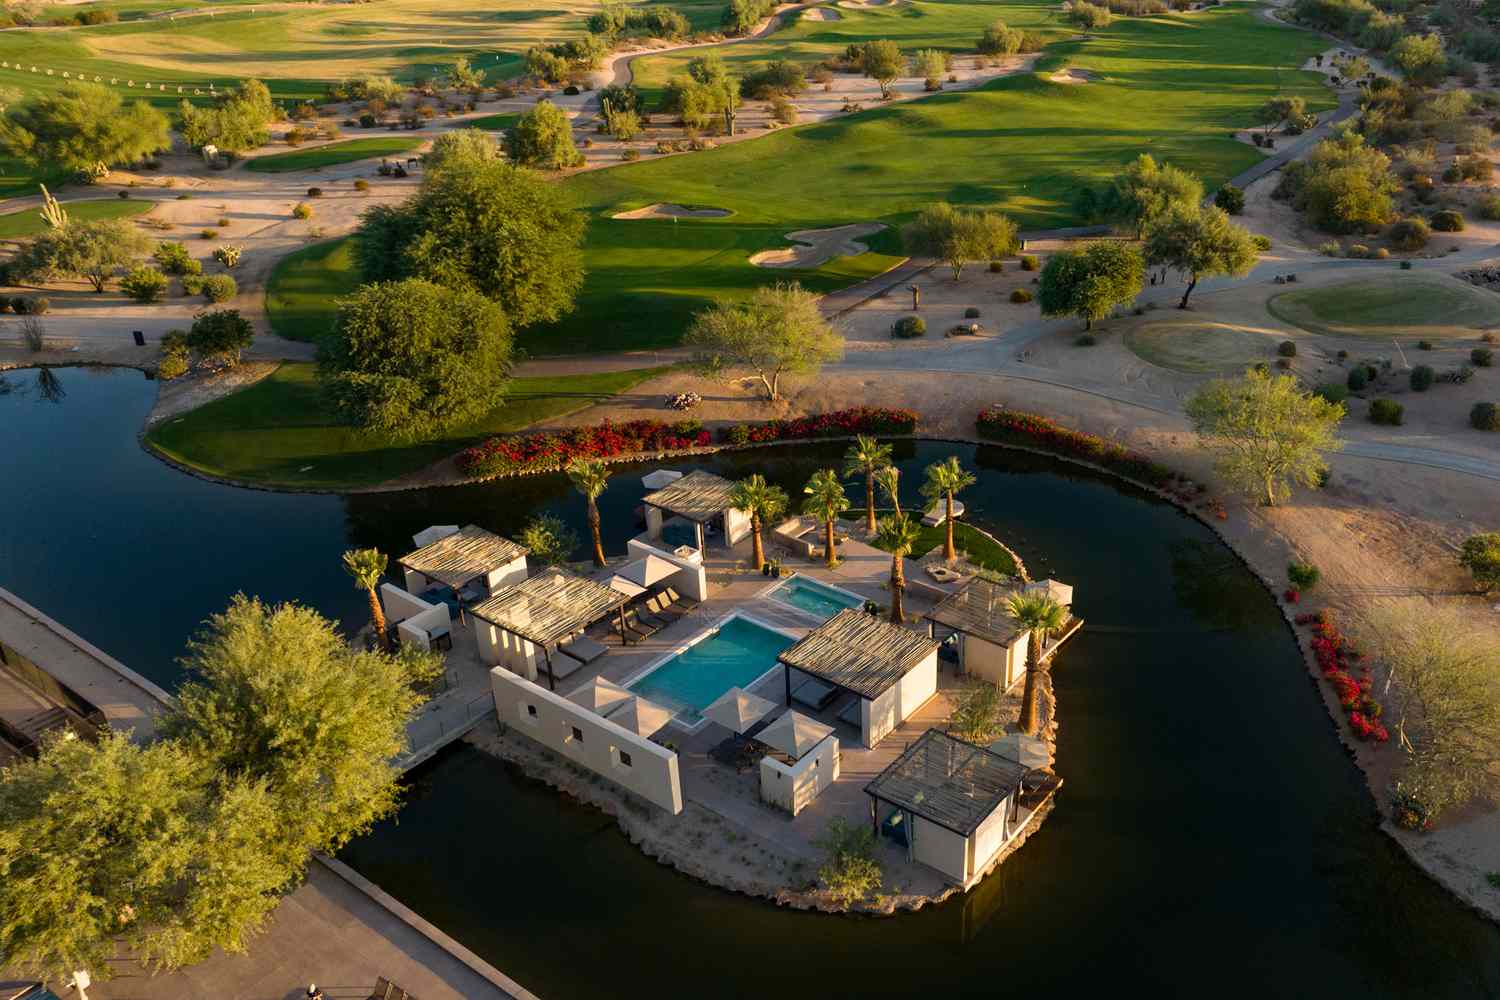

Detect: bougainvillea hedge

[975,406,1173,487]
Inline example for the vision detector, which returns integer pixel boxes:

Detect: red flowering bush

[718,406,918,445]
[1284,588,1300,603]
[976,406,1174,487]
[1309,613,1389,743]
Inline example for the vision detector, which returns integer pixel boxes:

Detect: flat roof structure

[469,571,626,650]
[778,608,939,700]
[399,525,527,590]
[641,469,740,523]
[865,728,1029,837]
[923,577,1025,647]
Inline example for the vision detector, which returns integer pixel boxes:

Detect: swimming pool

[625,616,793,727]
[766,574,864,620]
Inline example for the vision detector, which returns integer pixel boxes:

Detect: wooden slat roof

[777,608,938,700]
[641,469,739,522]
[864,728,1029,837]
[923,577,1025,647]
[469,570,625,647]
[398,524,527,589]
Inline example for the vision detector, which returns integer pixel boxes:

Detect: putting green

[0,197,152,238]
[1125,319,1278,374]
[1267,273,1500,340]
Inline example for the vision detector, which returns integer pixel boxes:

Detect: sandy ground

[612,202,732,220]
[750,222,884,268]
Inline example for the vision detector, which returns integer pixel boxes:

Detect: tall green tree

[1184,367,1345,506]
[1390,32,1447,87]
[1255,95,1306,138]
[1099,154,1203,237]
[1037,240,1144,330]
[567,458,611,567]
[730,473,789,571]
[903,202,1019,280]
[1008,591,1068,736]
[424,128,500,172]
[843,435,893,534]
[862,39,905,98]
[876,513,921,623]
[686,282,842,401]
[505,100,584,169]
[0,82,169,178]
[342,547,390,649]
[1142,206,1259,309]
[164,595,432,871]
[10,218,151,292]
[353,159,586,328]
[921,455,975,562]
[1460,532,1500,593]
[318,278,513,440]
[178,79,276,154]
[0,732,287,986]
[802,468,851,568]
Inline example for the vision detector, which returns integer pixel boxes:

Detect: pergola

[776,608,938,725]
[398,524,527,593]
[468,571,628,690]
[864,728,1029,840]
[641,469,740,551]
[923,577,1025,648]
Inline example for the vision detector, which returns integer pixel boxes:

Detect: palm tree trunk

[1018,633,1041,735]
[589,502,605,567]
[890,554,905,624]
[865,477,876,535]
[366,586,389,650]
[891,492,902,520]
[943,493,956,562]
[825,519,836,568]
[751,514,765,570]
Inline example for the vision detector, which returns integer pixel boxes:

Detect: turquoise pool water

[769,575,863,619]
[628,617,792,724]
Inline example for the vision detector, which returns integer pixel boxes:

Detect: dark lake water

[4,366,1499,998]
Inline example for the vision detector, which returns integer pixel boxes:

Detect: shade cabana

[777,608,940,748]
[608,695,674,739]
[923,577,1027,690]
[641,469,749,552]
[758,710,833,760]
[703,686,778,735]
[864,728,1031,888]
[469,570,628,690]
[398,524,529,603]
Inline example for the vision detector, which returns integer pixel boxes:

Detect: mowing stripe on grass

[244,137,424,173]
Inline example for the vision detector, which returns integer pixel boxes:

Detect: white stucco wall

[475,620,543,681]
[395,603,451,650]
[380,583,432,624]
[483,554,529,595]
[962,633,1028,690]
[724,506,751,547]
[492,669,683,814]
[860,651,939,748]
[626,538,708,601]
[759,735,839,816]
[911,814,969,884]
[969,793,1013,877]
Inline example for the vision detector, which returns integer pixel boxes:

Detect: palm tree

[1007,592,1068,736]
[873,465,902,520]
[802,468,850,569]
[342,547,390,649]
[567,459,611,568]
[875,514,921,624]
[921,456,976,564]
[842,435,893,535]
[730,474,789,571]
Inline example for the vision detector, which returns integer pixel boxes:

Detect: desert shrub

[354,179,370,191]
[1020,254,1039,271]
[1430,209,1464,231]
[1369,398,1404,424]
[1315,383,1349,405]
[292,202,313,220]
[741,60,806,99]
[1400,259,1412,269]
[1410,364,1435,390]
[1010,287,1033,303]
[771,96,799,124]
[1251,234,1272,251]
[1455,154,1494,181]
[814,817,882,905]
[213,245,243,269]
[119,266,168,303]
[1471,401,1500,430]
[157,346,189,380]
[306,186,324,198]
[1288,561,1321,589]
[1214,184,1246,214]
[988,260,1003,273]
[180,274,205,295]
[185,308,253,366]
[201,274,238,303]
[1388,217,1430,250]
[1076,332,1097,346]
[17,316,44,351]
[1472,347,1494,366]
[12,296,48,315]
[964,307,981,318]
[1318,240,1342,257]
[1347,366,1369,391]
[1418,339,1434,350]
[978,20,1024,55]
[1349,243,1370,258]
[1066,0,1113,28]
[621,148,640,161]
[153,241,195,275]
[1278,340,1297,357]
[891,315,926,338]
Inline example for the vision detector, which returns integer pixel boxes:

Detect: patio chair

[662,587,700,612]
[645,592,684,624]
[620,608,661,640]
[632,599,672,630]
[558,634,608,665]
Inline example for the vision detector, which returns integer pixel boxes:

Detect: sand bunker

[801,5,843,18]
[837,0,896,7]
[750,223,885,269]
[611,202,732,220]
[1049,68,1098,84]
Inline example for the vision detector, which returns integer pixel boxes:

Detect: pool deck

[451,523,1052,901]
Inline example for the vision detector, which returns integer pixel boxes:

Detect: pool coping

[618,610,801,734]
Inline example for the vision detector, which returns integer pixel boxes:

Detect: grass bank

[145,362,672,489]
[244,137,424,173]
[265,238,362,344]
[0,197,153,237]
[864,507,1018,576]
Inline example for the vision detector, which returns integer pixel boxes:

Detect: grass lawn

[244,137,424,173]
[145,362,673,489]
[1266,273,1500,340]
[265,238,362,343]
[1124,319,1278,374]
[458,112,520,131]
[864,508,1018,576]
[0,197,153,238]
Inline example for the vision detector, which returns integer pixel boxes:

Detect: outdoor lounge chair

[662,587,699,613]
[645,593,686,624]
[543,654,584,683]
[791,677,838,712]
[620,608,661,640]
[632,600,673,630]
[558,634,608,665]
